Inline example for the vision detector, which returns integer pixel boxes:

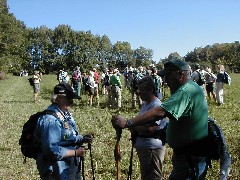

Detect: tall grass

[0,74,239,179]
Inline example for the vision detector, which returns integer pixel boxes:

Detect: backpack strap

[43,110,58,119]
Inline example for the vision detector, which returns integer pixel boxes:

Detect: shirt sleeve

[161,90,191,121]
[39,115,69,160]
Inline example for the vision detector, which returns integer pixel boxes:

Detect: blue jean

[169,153,208,180]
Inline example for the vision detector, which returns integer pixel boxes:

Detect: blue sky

[7,0,240,62]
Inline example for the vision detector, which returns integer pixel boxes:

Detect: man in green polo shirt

[110,68,122,110]
[112,59,209,179]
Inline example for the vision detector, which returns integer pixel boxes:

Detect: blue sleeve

[39,115,69,160]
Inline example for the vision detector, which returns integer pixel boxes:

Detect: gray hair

[50,94,67,104]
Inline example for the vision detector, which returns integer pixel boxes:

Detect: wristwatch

[126,119,133,128]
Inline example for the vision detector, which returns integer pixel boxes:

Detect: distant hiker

[191,63,207,96]
[34,82,93,179]
[205,67,217,102]
[87,71,99,106]
[93,68,100,96]
[33,70,41,102]
[109,68,122,110]
[72,66,82,98]
[101,68,110,95]
[146,64,155,76]
[107,68,113,107]
[81,72,89,94]
[58,69,69,83]
[131,67,144,109]
[151,67,163,100]
[124,66,133,88]
[216,64,227,105]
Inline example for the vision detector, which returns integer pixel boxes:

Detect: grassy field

[0,74,239,180]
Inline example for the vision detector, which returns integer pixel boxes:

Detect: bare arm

[112,106,166,129]
[131,106,166,126]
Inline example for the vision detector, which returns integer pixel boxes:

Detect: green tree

[133,46,153,68]
[112,41,133,70]
[0,0,27,73]
[96,34,113,70]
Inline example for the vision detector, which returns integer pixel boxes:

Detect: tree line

[1,0,239,75]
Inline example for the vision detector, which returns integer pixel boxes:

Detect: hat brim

[66,92,80,99]
[158,69,167,76]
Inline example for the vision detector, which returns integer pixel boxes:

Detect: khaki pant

[136,147,166,180]
[216,82,224,104]
[131,90,142,109]
[110,86,121,109]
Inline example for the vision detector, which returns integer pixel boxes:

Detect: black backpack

[206,117,223,160]
[103,74,110,86]
[19,110,57,162]
[28,77,34,86]
[196,71,206,86]
[222,71,231,85]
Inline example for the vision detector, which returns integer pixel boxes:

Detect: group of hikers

[25,59,231,179]
[33,61,230,108]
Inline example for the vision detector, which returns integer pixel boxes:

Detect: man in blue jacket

[34,82,92,179]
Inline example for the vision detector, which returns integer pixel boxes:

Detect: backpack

[206,117,223,160]
[196,71,206,86]
[103,74,110,86]
[223,72,231,85]
[28,77,34,86]
[19,110,57,162]
[132,74,143,90]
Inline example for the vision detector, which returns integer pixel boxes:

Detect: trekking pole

[88,143,95,180]
[127,141,134,180]
[80,156,85,180]
[78,145,85,180]
[114,128,122,180]
[127,130,136,180]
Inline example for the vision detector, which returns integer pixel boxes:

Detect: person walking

[205,67,217,102]
[58,69,69,83]
[72,66,82,98]
[34,82,93,179]
[109,68,122,110]
[112,59,209,179]
[151,67,163,100]
[33,70,41,102]
[101,68,110,95]
[216,64,225,105]
[131,67,144,109]
[191,63,207,97]
[87,71,99,106]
